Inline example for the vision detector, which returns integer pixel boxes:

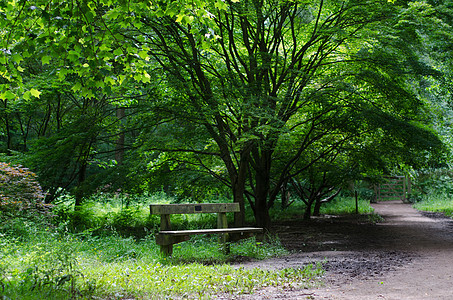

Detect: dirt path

[235,201,453,299]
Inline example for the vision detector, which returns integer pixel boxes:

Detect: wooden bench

[150,203,263,256]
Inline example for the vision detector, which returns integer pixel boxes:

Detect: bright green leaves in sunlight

[0,90,15,101]
[23,88,41,100]
[214,0,228,11]
[41,55,51,65]
[0,0,446,232]
[0,0,226,103]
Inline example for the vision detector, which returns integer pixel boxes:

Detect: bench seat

[158,227,263,236]
[150,202,263,256]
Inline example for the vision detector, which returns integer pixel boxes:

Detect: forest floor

[228,200,453,300]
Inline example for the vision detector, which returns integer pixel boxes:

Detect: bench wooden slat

[150,202,263,256]
[158,227,263,236]
[150,203,240,215]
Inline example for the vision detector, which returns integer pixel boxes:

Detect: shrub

[0,162,51,220]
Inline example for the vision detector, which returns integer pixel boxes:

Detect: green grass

[0,226,322,299]
[0,192,321,299]
[5,192,386,299]
[269,196,376,221]
[320,197,375,215]
[413,193,453,217]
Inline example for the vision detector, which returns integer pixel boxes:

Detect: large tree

[127,0,442,228]
[0,0,444,227]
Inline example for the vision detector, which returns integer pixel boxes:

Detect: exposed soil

[229,201,453,299]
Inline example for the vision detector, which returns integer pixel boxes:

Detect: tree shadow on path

[235,201,453,299]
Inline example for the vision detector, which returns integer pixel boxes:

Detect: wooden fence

[374,176,411,203]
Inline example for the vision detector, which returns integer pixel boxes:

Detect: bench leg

[156,235,189,257]
[160,245,173,257]
[220,241,230,254]
[217,212,230,254]
[159,214,174,257]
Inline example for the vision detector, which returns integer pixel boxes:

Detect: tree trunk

[254,164,271,229]
[233,184,246,227]
[304,200,313,220]
[313,199,322,217]
[3,100,12,150]
[74,161,87,209]
[313,188,341,216]
[279,179,293,210]
[115,107,125,165]
[232,151,250,227]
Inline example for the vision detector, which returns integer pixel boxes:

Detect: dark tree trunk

[313,188,341,216]
[3,100,12,150]
[253,152,272,229]
[233,184,246,227]
[115,107,125,164]
[254,183,271,229]
[304,200,313,220]
[232,150,250,227]
[313,199,322,217]
[74,161,87,209]
[281,183,289,210]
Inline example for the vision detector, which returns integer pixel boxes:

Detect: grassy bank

[269,196,376,221]
[0,192,328,299]
[413,193,453,217]
[0,224,323,299]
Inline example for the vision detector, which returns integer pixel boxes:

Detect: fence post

[373,184,378,203]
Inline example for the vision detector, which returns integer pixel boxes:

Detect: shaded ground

[230,201,453,299]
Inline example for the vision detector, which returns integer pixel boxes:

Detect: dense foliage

[0,0,452,227]
[3,2,453,299]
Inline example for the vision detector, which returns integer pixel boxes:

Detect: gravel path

[233,201,453,299]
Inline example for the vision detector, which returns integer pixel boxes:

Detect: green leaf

[23,90,31,100]
[176,14,184,23]
[108,10,120,20]
[113,48,123,56]
[96,81,105,88]
[72,82,82,92]
[30,88,41,98]
[99,44,111,52]
[85,11,95,23]
[138,50,149,60]
[58,68,69,81]
[142,71,151,83]
[104,76,116,85]
[215,0,228,10]
[155,8,165,17]
[12,54,23,63]
[183,16,194,25]
[68,51,80,62]
[133,73,142,82]
[41,55,51,65]
[166,3,179,17]
[82,88,94,98]
[1,90,16,100]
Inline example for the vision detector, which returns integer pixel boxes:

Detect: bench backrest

[150,203,240,215]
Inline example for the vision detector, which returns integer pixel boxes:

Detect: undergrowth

[320,197,375,215]
[413,192,453,217]
[0,193,324,299]
[0,191,384,299]
[0,225,322,299]
[269,196,376,221]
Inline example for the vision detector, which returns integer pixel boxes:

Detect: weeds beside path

[235,201,453,299]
